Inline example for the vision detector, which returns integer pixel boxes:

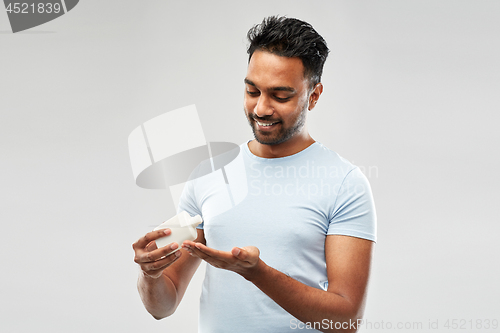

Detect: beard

[245,104,308,146]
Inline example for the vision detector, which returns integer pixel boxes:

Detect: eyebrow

[244,78,296,93]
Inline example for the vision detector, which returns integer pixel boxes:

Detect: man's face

[244,50,312,146]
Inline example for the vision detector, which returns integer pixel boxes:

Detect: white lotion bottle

[153,211,203,255]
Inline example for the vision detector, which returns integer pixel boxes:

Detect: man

[133,16,376,332]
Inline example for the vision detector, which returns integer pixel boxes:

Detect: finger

[135,242,179,264]
[183,243,208,259]
[190,244,236,264]
[182,239,197,248]
[145,241,158,252]
[193,243,230,258]
[133,229,172,250]
[182,243,217,263]
[143,250,182,274]
[186,246,227,269]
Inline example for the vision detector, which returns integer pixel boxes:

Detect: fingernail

[175,251,181,257]
[164,229,170,235]
[234,248,240,256]
[170,243,178,250]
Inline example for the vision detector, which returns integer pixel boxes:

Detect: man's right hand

[132,229,182,279]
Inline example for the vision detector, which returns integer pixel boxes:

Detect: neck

[248,132,315,158]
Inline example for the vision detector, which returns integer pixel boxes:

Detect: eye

[246,90,260,97]
[274,96,291,102]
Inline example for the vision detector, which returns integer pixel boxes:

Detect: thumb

[231,246,259,260]
[231,247,243,258]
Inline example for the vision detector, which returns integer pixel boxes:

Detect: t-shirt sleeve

[328,167,377,242]
[177,170,204,230]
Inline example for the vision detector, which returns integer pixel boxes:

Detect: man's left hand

[181,241,262,280]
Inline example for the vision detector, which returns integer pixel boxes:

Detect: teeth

[256,121,277,127]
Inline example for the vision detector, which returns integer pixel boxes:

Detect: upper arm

[162,229,206,305]
[325,234,374,318]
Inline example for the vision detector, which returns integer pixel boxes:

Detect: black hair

[247,16,329,88]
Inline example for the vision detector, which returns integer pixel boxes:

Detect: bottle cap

[177,211,203,227]
[189,214,203,227]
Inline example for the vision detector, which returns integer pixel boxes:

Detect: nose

[254,95,274,118]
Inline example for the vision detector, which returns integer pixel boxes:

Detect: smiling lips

[256,120,279,127]
[252,116,280,129]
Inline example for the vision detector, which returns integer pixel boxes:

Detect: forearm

[137,271,179,319]
[246,260,363,333]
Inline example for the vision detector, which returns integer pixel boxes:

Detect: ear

[308,83,324,111]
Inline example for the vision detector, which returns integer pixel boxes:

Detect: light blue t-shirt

[178,141,377,332]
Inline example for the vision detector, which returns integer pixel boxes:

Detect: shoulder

[309,142,359,178]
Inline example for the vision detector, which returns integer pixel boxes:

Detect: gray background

[1,1,499,332]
